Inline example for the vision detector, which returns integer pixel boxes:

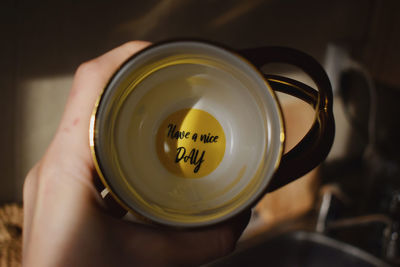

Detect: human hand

[22,41,250,267]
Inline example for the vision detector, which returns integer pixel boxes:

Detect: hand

[22,41,250,267]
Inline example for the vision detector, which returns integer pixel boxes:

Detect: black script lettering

[167,124,190,139]
[167,124,176,137]
[200,133,219,143]
[175,147,205,173]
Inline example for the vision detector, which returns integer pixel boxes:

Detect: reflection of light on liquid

[164,142,170,153]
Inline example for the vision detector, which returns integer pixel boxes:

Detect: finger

[102,193,128,218]
[92,171,128,218]
[92,169,106,193]
[163,211,251,266]
[118,211,251,266]
[48,41,151,168]
[22,163,40,254]
[33,41,151,221]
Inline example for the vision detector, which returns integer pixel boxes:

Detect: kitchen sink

[209,231,391,267]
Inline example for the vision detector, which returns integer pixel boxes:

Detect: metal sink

[209,231,391,267]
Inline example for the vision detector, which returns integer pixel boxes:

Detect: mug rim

[89,39,285,227]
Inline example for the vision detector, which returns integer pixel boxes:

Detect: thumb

[117,210,251,266]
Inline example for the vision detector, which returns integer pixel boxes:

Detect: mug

[90,40,335,227]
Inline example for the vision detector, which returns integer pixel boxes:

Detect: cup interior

[94,41,284,226]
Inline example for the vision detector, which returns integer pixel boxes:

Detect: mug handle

[239,47,335,193]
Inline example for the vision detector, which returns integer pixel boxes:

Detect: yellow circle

[156,108,226,178]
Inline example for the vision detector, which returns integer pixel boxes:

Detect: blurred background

[1,0,400,266]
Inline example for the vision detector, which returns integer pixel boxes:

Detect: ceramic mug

[90,40,335,227]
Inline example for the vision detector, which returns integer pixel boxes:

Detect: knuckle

[32,153,62,185]
[122,40,151,50]
[75,60,100,78]
[117,41,151,56]
[24,165,38,187]
[23,164,40,195]
[71,60,102,96]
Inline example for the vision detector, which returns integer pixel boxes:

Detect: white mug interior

[94,41,284,227]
